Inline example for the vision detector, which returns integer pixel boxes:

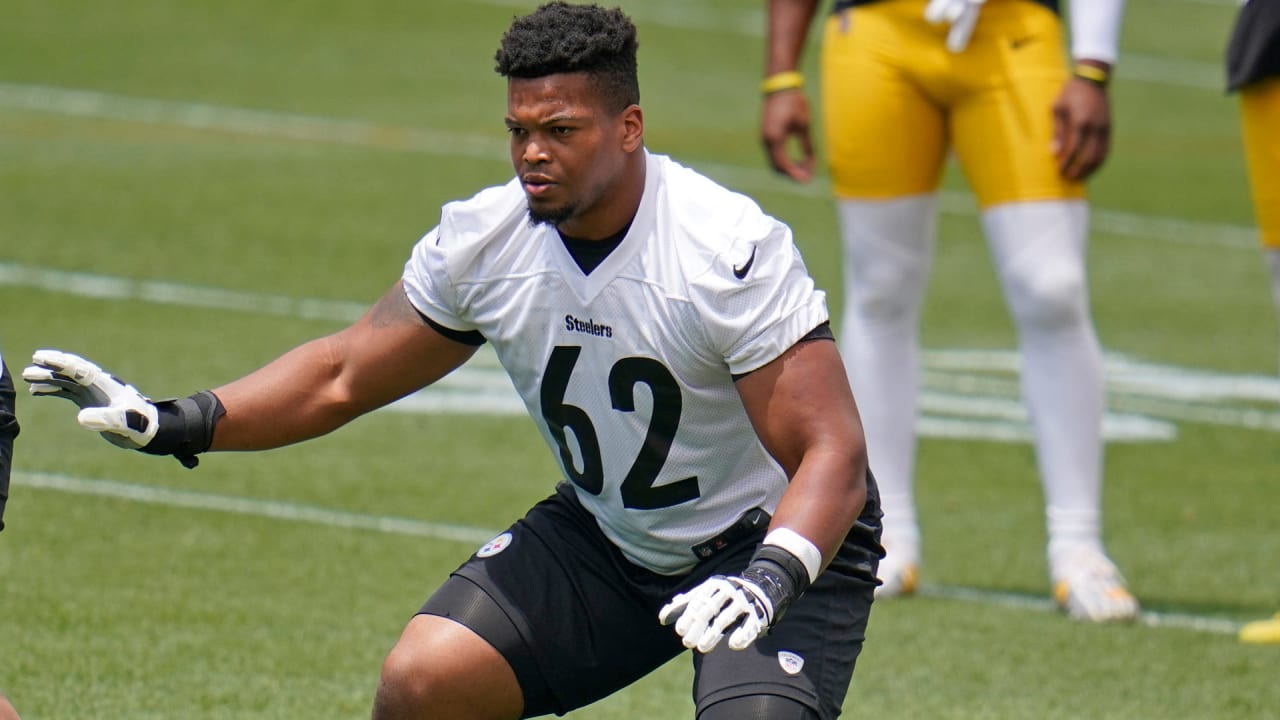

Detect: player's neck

[557,153,646,240]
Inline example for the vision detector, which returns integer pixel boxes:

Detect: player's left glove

[659,542,814,653]
[23,349,223,468]
[924,0,985,53]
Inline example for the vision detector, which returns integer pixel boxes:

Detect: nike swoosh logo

[1010,35,1035,50]
[733,246,757,279]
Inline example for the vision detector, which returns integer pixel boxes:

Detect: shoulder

[404,176,531,296]
[413,177,533,282]
[437,177,527,247]
[656,155,775,233]
[649,154,787,271]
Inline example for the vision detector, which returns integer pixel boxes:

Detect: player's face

[506,72,642,238]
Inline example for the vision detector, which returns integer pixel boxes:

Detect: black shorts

[420,479,883,719]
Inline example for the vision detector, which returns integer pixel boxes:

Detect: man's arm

[25,281,479,462]
[1053,0,1125,181]
[659,333,868,653]
[209,280,479,451]
[734,334,868,566]
[761,0,822,182]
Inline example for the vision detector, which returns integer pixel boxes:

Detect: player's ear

[620,104,643,153]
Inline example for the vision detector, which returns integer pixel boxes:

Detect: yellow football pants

[1241,77,1280,249]
[820,0,1084,207]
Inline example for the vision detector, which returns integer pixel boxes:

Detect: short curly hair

[494,2,639,112]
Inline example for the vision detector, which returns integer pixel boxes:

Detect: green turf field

[2,0,1277,717]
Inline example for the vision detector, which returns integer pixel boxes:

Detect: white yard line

[15,470,498,546]
[0,82,1258,250]
[917,583,1245,635]
[14,469,1247,636]
[6,260,1280,441]
[0,260,368,323]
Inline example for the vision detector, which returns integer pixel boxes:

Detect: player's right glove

[23,349,224,468]
[658,542,813,653]
[924,0,985,53]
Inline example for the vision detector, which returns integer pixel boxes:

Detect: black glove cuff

[740,544,812,627]
[144,391,226,469]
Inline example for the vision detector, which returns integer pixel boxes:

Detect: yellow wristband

[1073,63,1110,86]
[761,71,805,95]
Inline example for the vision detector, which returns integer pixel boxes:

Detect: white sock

[982,200,1106,569]
[836,195,937,558]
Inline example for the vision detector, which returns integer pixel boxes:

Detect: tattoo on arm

[367,287,423,329]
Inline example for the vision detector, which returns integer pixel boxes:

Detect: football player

[1227,0,1280,646]
[0,353,16,534]
[0,352,21,720]
[1229,0,1280,374]
[23,3,884,718]
[760,0,1138,622]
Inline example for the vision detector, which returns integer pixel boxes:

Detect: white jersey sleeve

[669,165,829,375]
[1069,0,1124,64]
[402,178,528,335]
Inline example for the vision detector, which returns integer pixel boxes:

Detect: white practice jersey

[403,151,829,574]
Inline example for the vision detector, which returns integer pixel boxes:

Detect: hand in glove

[23,349,223,468]
[659,542,813,653]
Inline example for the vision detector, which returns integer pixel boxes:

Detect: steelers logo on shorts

[777,650,805,675]
[477,532,513,558]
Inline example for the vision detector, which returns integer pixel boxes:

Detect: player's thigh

[1240,77,1280,249]
[691,513,881,720]
[379,612,523,720]
[820,8,947,199]
[424,485,686,717]
[949,2,1084,207]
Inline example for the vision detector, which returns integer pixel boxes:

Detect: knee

[372,618,524,720]
[846,258,928,324]
[1006,264,1089,331]
[374,642,444,716]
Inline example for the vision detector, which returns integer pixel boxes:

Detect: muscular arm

[761,0,822,182]
[209,281,479,451]
[735,336,868,568]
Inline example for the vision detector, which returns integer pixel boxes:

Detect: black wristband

[143,391,225,468]
[739,544,812,626]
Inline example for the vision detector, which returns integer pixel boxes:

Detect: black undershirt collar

[558,218,634,275]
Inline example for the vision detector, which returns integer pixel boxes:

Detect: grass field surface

[1,0,1277,717]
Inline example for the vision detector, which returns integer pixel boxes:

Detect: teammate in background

[1,353,23,720]
[1229,0,1280,373]
[1,354,17,534]
[23,3,884,718]
[1227,0,1280,646]
[761,0,1138,622]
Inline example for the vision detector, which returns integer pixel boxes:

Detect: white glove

[658,576,773,653]
[23,349,159,450]
[924,0,985,53]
